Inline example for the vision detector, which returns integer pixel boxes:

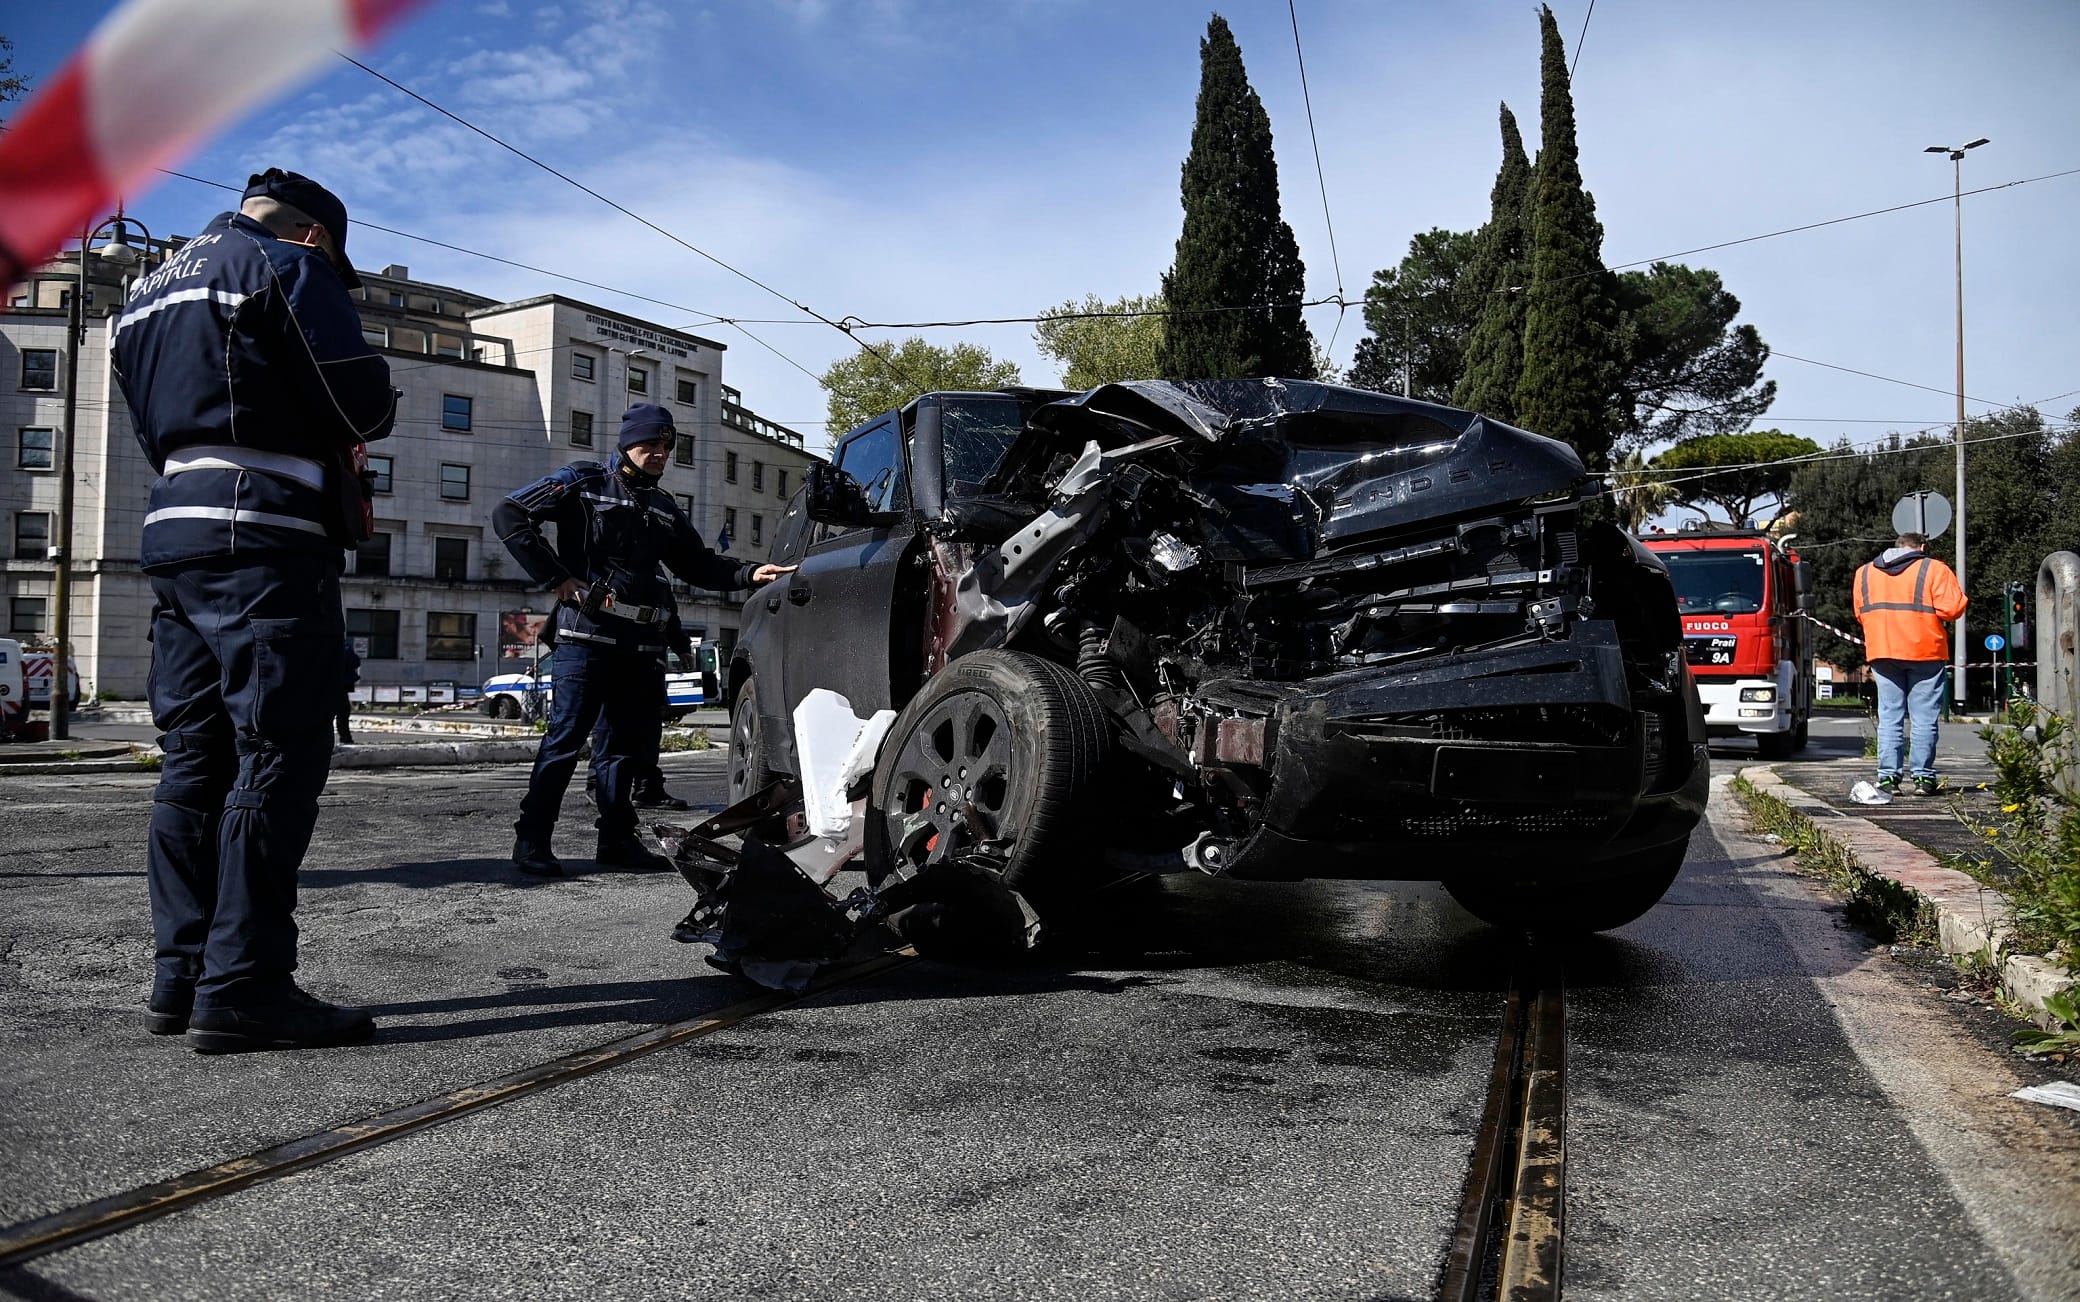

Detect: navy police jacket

[493,461,755,649]
[110,212,396,571]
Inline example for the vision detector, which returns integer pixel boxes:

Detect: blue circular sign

[1984,633,2006,652]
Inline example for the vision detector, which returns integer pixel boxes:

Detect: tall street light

[1924,136,1988,707]
[53,209,153,740]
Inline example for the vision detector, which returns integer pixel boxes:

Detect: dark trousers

[147,554,342,1009]
[517,640,664,841]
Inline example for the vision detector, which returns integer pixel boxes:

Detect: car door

[769,416,918,767]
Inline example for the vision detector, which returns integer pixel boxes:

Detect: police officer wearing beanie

[495,405,794,875]
[110,168,397,1052]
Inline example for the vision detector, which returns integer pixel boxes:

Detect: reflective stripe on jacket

[1853,555,1967,662]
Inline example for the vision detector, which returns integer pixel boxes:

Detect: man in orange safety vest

[1852,531,1967,797]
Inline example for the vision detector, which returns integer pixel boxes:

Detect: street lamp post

[1925,137,1988,708]
[52,210,152,740]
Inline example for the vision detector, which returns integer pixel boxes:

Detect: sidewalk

[1738,711,2068,1027]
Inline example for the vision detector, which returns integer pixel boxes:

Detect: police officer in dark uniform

[494,404,792,876]
[111,169,396,1051]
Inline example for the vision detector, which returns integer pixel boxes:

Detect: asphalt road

[2,754,2076,1299]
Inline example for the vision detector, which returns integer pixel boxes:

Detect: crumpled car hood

[1008,378,1589,550]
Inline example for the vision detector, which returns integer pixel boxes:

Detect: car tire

[1792,719,1810,751]
[1755,730,1796,759]
[1444,837,1686,935]
[727,676,789,839]
[870,650,1110,914]
[495,695,521,720]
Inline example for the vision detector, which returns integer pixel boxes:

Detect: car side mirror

[804,463,877,527]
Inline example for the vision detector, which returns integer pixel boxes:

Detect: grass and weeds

[133,752,162,771]
[659,727,712,753]
[1945,703,2080,974]
[1732,775,1935,943]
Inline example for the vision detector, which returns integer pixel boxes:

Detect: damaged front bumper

[1207,619,1708,879]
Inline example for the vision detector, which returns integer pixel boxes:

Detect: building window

[675,493,694,517]
[347,608,400,660]
[354,532,392,577]
[426,611,476,660]
[365,454,394,494]
[17,428,54,471]
[442,394,473,432]
[361,325,388,349]
[10,597,46,635]
[723,507,737,536]
[627,366,649,395]
[439,463,471,501]
[725,451,738,483]
[20,349,58,391]
[752,461,765,492]
[677,378,697,404]
[387,290,406,307]
[572,352,596,382]
[777,469,789,498]
[752,514,765,546]
[570,410,594,448]
[675,434,694,467]
[433,536,469,580]
[14,512,50,560]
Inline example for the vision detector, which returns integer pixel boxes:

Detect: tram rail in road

[1,937,1569,1301]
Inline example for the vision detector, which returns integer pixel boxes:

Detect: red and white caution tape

[0,0,431,289]
[1796,610,1864,647]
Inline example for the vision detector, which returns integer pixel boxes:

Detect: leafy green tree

[1156,14,1315,381]
[1454,103,1533,420]
[1346,228,1480,401]
[0,37,29,114]
[1514,5,1622,471]
[1613,263,1775,449]
[1034,292,1166,389]
[821,336,1021,434]
[1651,429,1821,525]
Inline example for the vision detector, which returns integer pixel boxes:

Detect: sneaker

[596,831,674,872]
[1875,776,1901,797]
[188,986,376,1054]
[633,787,690,810]
[147,982,194,1036]
[1912,777,1941,797]
[512,835,563,878]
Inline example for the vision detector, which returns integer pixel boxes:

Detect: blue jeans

[147,554,342,1008]
[516,639,664,841]
[1873,658,1947,781]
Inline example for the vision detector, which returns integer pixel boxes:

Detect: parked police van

[479,647,715,721]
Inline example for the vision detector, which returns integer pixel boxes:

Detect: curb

[1739,765,2070,1028]
[332,740,542,768]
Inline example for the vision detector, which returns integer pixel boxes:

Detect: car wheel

[1444,837,1687,935]
[1755,730,1796,759]
[1792,719,1810,751]
[727,676,788,840]
[495,695,521,720]
[870,650,1110,914]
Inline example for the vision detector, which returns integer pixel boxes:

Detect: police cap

[243,168,361,289]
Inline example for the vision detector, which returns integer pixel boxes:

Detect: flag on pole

[0,0,432,290]
[715,524,733,554]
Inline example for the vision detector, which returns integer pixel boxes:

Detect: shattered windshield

[941,396,1041,492]
[1662,549,1767,615]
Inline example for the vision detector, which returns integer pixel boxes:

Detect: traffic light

[2006,582,2029,648]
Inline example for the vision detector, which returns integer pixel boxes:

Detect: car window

[838,421,903,515]
[939,396,1029,491]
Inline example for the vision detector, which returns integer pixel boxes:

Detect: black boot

[147,981,194,1036]
[632,783,690,810]
[596,830,673,872]
[512,834,563,878]
[188,985,376,1054]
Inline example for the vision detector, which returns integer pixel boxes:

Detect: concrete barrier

[2039,550,2080,795]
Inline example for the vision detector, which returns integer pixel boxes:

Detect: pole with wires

[1926,136,1988,707]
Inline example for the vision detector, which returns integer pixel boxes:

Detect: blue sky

[8,0,2077,452]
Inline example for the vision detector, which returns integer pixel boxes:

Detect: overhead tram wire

[1570,0,1597,77]
[1287,0,1349,352]
[334,52,917,387]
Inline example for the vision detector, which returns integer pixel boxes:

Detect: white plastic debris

[791,689,897,840]
[1849,780,1894,806]
[2010,1081,2080,1112]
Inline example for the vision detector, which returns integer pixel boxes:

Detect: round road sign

[1984,633,2005,652]
[1891,491,1951,539]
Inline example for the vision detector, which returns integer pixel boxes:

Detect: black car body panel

[732,379,1706,886]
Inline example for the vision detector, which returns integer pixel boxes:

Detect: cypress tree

[1452,103,1532,420]
[1156,14,1315,380]
[1513,5,1621,470]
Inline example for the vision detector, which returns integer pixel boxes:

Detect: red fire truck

[1640,529,1815,758]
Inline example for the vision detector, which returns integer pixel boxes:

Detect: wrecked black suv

[727,379,1707,934]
